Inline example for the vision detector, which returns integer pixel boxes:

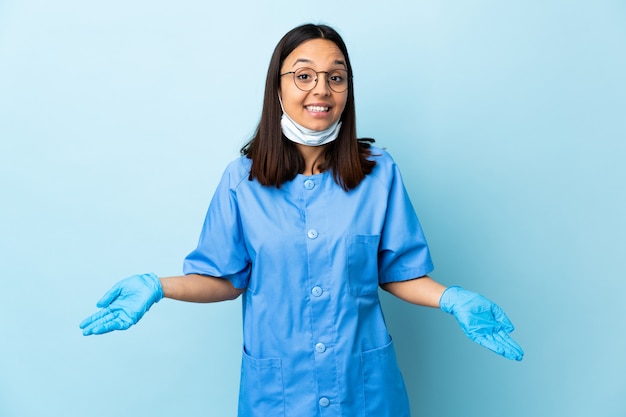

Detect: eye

[329,70,347,85]
[295,68,316,83]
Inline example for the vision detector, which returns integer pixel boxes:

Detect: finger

[83,319,127,335]
[474,332,524,361]
[81,310,132,335]
[96,283,122,308]
[80,308,118,335]
[493,331,524,361]
[490,303,515,333]
[79,308,114,329]
[473,334,506,357]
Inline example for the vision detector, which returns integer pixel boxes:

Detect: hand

[439,286,524,361]
[80,273,163,336]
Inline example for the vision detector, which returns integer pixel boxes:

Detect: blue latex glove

[439,286,524,361]
[80,273,163,336]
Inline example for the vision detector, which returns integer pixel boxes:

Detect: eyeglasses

[280,67,349,93]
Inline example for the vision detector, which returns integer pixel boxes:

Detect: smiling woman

[79,23,523,417]
[279,39,348,132]
[242,24,374,189]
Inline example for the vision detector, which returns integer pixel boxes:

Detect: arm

[382,275,524,361]
[80,273,244,335]
[160,273,244,303]
[380,275,446,308]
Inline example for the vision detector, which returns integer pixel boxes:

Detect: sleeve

[183,163,251,289]
[377,159,434,284]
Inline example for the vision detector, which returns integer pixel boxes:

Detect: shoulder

[366,146,402,186]
[367,146,396,166]
[220,156,252,189]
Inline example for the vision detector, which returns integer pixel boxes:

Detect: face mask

[279,96,342,146]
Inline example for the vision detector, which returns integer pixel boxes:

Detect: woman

[80,24,523,416]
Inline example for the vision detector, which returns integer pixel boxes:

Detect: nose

[311,72,331,95]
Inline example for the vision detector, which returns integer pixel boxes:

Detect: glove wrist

[439,285,462,313]
[143,272,164,303]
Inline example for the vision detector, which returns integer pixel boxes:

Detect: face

[279,39,348,131]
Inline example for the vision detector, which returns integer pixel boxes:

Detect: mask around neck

[279,95,342,146]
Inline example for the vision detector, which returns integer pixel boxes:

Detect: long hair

[240,24,376,191]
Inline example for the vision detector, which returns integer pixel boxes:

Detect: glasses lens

[327,69,348,92]
[294,68,317,91]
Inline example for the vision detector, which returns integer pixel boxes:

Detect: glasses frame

[280,67,350,93]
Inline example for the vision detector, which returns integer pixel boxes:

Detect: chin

[304,119,338,132]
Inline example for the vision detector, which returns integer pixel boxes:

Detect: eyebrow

[292,58,346,67]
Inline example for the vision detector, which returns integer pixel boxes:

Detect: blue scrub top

[184,147,433,417]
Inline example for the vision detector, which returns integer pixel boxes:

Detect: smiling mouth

[306,105,330,113]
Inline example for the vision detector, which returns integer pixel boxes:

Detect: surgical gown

[183,146,434,416]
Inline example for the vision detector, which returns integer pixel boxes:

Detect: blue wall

[1,1,624,416]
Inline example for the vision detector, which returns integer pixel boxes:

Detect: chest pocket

[346,234,381,296]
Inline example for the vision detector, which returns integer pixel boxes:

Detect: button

[304,179,315,190]
[315,343,326,353]
[307,229,318,239]
[311,286,323,297]
[319,397,330,407]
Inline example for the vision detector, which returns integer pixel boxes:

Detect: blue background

[1,1,625,416]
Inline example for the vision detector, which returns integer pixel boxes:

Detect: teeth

[307,106,329,112]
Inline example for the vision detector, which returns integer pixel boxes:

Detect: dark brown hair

[240,24,376,191]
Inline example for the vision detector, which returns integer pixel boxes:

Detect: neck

[296,143,326,175]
